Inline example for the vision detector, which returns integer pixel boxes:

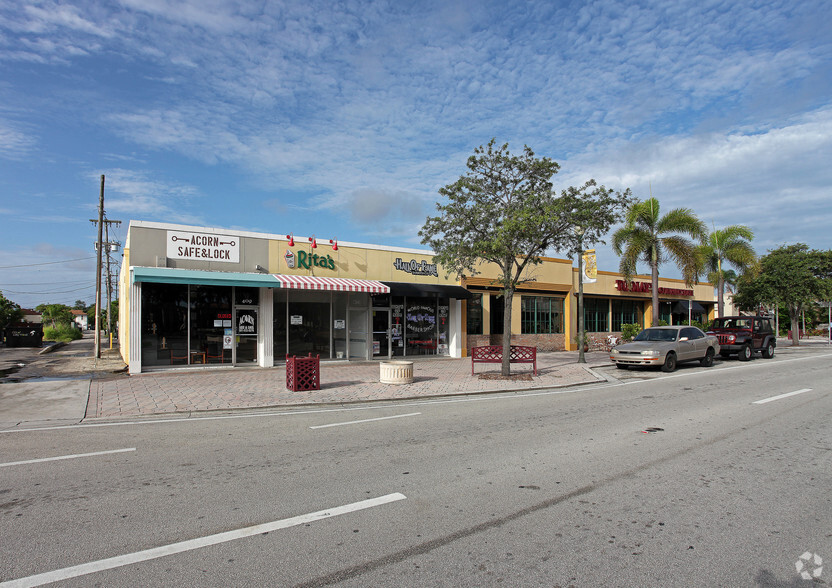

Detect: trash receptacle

[4,324,44,348]
[286,353,320,391]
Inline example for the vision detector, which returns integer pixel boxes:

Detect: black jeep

[707,316,776,361]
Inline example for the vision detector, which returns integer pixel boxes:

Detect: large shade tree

[700,225,755,318]
[733,244,832,346]
[420,139,630,375]
[611,197,706,327]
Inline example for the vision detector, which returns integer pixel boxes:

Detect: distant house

[71,309,89,330]
[20,309,42,324]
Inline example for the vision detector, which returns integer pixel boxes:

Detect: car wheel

[615,363,628,370]
[700,348,715,367]
[661,352,677,373]
[761,341,775,359]
[738,343,753,361]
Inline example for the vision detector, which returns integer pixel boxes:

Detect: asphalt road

[1,350,830,587]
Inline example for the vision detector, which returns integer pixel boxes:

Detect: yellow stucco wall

[268,240,458,284]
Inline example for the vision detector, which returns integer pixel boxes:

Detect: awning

[672,300,706,313]
[133,267,280,287]
[381,282,474,299]
[273,274,389,294]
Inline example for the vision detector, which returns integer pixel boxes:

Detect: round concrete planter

[379,360,414,384]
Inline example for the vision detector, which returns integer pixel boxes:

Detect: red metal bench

[471,345,537,375]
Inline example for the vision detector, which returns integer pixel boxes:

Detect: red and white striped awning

[273,274,390,294]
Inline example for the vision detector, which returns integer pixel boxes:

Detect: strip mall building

[119,221,717,374]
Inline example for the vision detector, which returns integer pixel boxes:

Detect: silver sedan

[609,325,721,372]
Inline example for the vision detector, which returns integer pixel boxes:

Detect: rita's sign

[615,280,693,297]
[285,249,335,271]
[394,258,438,277]
[167,231,239,263]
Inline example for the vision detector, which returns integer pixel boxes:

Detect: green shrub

[44,323,83,343]
[620,323,641,342]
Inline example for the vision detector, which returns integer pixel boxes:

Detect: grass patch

[43,324,83,343]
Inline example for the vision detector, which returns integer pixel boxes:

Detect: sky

[1,0,830,309]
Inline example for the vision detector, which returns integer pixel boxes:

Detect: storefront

[120,221,717,372]
[119,222,471,374]
[459,258,717,353]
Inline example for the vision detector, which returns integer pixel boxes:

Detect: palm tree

[700,225,755,318]
[612,197,706,326]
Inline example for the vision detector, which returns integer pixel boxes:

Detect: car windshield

[711,318,751,329]
[633,328,678,342]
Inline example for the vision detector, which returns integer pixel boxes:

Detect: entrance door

[371,309,390,359]
[348,308,368,359]
[234,307,258,365]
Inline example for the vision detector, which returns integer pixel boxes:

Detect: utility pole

[90,175,122,358]
[93,175,104,360]
[90,220,122,347]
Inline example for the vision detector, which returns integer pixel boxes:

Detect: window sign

[407,304,436,333]
[167,230,239,263]
[237,309,257,334]
[334,319,346,329]
[291,315,303,325]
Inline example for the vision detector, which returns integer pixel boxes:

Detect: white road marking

[3,352,829,434]
[310,412,421,429]
[0,448,136,468]
[0,492,407,588]
[752,388,813,405]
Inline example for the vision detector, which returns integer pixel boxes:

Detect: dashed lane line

[0,493,407,588]
[752,388,813,405]
[310,412,421,429]
[0,448,136,468]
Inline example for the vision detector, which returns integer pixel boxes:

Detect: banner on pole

[582,249,597,284]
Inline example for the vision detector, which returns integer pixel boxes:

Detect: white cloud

[0,119,36,158]
[97,169,205,225]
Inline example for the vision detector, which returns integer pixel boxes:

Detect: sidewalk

[87,352,612,420]
[2,334,829,429]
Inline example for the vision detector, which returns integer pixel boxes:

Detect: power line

[0,256,96,269]
[3,286,95,295]
[0,280,90,286]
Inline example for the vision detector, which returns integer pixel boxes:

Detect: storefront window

[391,297,405,357]
[141,283,188,367]
[490,294,504,335]
[273,289,287,360]
[584,298,609,332]
[467,293,483,335]
[406,297,438,356]
[521,296,563,334]
[333,293,347,359]
[659,301,672,325]
[287,290,331,357]
[438,302,450,355]
[190,285,232,365]
[612,300,641,331]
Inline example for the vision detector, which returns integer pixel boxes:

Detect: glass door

[234,307,258,365]
[371,309,390,359]
[348,308,368,360]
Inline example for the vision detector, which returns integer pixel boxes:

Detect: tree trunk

[789,307,800,346]
[717,275,724,318]
[501,290,514,376]
[651,256,659,327]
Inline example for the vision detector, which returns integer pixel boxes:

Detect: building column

[128,279,142,374]
[259,287,274,368]
[449,299,462,358]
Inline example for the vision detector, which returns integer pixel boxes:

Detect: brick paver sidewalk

[88,352,611,419]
